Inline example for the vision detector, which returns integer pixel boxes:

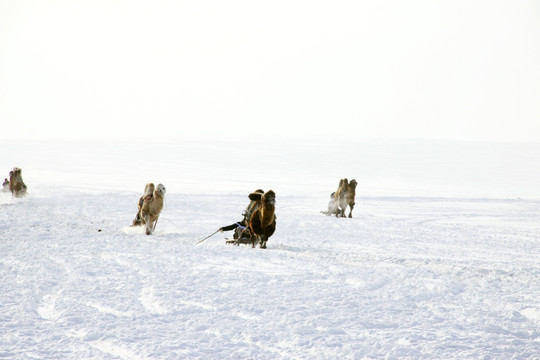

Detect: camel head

[262,190,276,209]
[155,183,166,197]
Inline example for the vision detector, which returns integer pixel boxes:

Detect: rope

[195,229,220,245]
[159,217,178,229]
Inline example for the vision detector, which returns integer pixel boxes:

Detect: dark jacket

[221,221,246,232]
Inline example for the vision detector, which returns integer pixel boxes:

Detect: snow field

[1,188,539,359]
[1,138,539,359]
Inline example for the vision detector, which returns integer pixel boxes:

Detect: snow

[1,138,539,359]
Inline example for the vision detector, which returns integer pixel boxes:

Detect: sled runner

[225,237,253,245]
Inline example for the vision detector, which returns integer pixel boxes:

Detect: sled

[225,237,253,245]
[225,236,268,249]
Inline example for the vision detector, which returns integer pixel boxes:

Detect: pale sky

[1,0,539,142]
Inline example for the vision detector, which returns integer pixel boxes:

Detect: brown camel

[246,189,276,248]
[8,168,27,198]
[333,178,357,218]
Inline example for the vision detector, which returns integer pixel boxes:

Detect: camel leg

[144,215,152,235]
[251,234,258,248]
[132,212,141,227]
[348,203,355,218]
[259,235,267,249]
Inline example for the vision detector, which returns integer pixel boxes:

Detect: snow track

[1,139,539,358]
[1,189,539,359]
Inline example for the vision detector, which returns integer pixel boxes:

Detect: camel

[333,178,357,218]
[8,168,27,198]
[139,183,166,235]
[131,183,155,226]
[246,189,276,248]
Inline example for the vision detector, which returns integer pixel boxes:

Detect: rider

[220,189,264,240]
[1,178,9,192]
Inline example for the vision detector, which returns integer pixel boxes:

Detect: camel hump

[249,192,263,201]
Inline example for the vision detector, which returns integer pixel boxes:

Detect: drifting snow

[1,138,539,359]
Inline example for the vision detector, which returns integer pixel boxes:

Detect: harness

[242,201,259,222]
[235,222,247,230]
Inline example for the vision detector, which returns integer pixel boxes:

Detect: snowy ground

[1,138,539,359]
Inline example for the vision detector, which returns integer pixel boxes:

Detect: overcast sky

[1,0,539,142]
